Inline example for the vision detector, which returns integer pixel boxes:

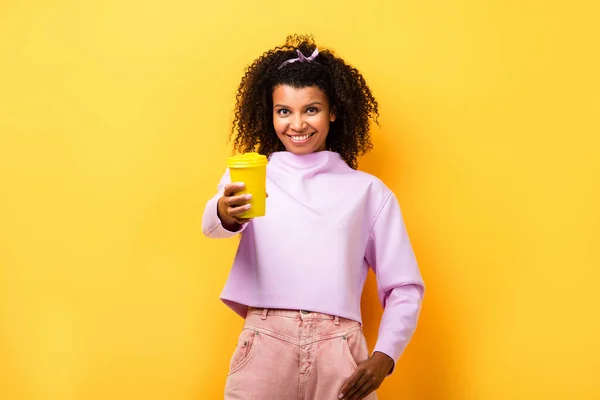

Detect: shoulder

[350,168,392,195]
[343,168,395,214]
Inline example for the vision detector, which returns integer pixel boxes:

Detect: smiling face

[272,85,336,155]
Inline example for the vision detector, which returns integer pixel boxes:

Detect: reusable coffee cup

[227,152,268,218]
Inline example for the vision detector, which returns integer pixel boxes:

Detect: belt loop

[261,308,268,320]
[333,315,340,325]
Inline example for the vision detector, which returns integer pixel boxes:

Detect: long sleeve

[202,168,249,239]
[365,191,425,372]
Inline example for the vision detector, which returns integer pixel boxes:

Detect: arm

[338,191,425,400]
[202,168,250,238]
[366,191,425,373]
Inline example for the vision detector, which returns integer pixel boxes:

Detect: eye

[277,109,290,116]
[306,107,319,114]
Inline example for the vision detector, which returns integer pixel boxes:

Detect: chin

[285,144,326,155]
[287,147,314,154]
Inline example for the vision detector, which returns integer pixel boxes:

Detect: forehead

[272,85,328,106]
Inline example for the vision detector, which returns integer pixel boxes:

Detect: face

[272,85,336,155]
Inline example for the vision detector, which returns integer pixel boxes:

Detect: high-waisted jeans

[224,308,378,400]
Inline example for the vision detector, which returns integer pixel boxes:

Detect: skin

[338,351,394,400]
[217,85,394,398]
[271,84,336,154]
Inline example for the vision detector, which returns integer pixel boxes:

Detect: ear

[329,108,337,122]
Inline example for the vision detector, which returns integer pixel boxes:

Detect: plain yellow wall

[1,0,599,399]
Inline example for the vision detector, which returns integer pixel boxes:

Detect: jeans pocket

[228,329,259,376]
[342,330,368,369]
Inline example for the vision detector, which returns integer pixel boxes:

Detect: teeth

[290,134,312,142]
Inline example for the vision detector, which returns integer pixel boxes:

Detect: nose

[290,113,305,131]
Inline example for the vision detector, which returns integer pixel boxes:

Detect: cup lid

[227,152,268,168]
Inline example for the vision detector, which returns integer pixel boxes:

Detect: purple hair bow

[278,48,319,69]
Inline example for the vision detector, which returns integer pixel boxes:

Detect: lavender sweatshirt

[202,151,424,367]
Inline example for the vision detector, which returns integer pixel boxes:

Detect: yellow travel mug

[227,152,268,218]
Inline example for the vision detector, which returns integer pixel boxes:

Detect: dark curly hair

[230,34,379,169]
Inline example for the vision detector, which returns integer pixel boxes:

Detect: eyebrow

[274,102,323,108]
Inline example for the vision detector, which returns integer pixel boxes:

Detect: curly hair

[229,34,379,169]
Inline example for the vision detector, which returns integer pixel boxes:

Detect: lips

[286,132,316,143]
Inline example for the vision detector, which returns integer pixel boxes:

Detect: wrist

[372,351,394,373]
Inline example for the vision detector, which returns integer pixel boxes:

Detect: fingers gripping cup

[227,152,268,218]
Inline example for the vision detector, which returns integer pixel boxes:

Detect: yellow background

[1,0,599,399]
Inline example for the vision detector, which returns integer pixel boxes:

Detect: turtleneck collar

[268,151,346,170]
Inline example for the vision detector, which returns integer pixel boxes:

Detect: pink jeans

[224,308,378,400]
